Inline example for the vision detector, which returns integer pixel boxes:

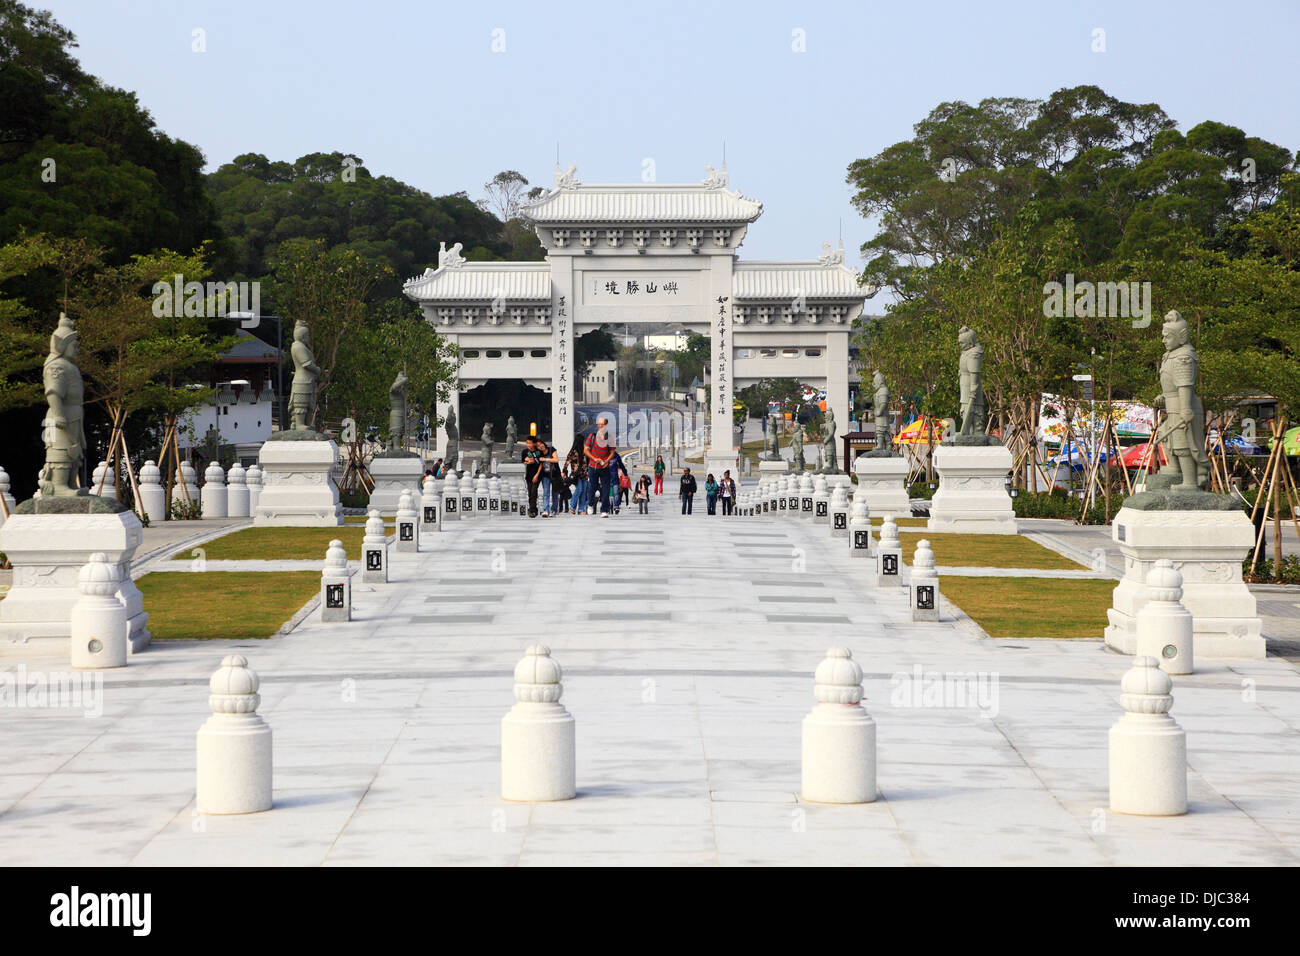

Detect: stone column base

[705,447,739,481]
[253,440,343,527]
[369,454,425,514]
[1104,506,1263,659]
[927,444,1017,534]
[853,455,911,518]
[0,510,149,657]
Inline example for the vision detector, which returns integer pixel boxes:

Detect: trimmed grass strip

[139,570,320,639]
[941,575,1114,638]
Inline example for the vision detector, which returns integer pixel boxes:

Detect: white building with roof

[403,163,876,476]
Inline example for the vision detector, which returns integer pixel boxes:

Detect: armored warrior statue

[957,325,986,437]
[1154,310,1209,491]
[505,416,518,453]
[821,407,839,473]
[479,422,495,476]
[387,370,409,452]
[764,412,782,460]
[289,319,321,432]
[791,425,805,471]
[39,313,87,497]
[872,370,891,448]
[444,406,460,474]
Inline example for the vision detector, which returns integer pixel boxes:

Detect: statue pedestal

[1104,506,1263,659]
[927,445,1017,534]
[253,439,343,527]
[758,460,791,479]
[0,505,149,657]
[854,455,911,519]
[369,454,424,514]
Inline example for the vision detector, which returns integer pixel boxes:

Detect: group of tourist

[508,415,739,519]
[676,468,737,515]
[519,415,632,518]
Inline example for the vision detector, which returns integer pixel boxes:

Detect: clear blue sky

[45,0,1300,274]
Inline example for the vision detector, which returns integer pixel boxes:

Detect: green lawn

[898,532,1084,570]
[868,517,928,528]
[171,525,389,562]
[941,576,1115,639]
[139,570,320,640]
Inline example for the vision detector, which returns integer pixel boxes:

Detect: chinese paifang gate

[403,163,876,478]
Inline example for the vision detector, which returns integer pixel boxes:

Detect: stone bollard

[459,474,475,521]
[361,509,388,583]
[69,552,130,668]
[0,465,15,522]
[812,475,830,524]
[786,477,800,515]
[1108,657,1187,816]
[801,647,877,804]
[769,478,780,515]
[876,516,902,587]
[830,484,850,538]
[226,463,251,518]
[799,474,815,518]
[196,655,273,815]
[420,476,442,533]
[320,538,351,622]
[177,462,200,510]
[395,490,419,553]
[474,474,490,516]
[501,644,576,802]
[201,462,227,518]
[849,495,872,559]
[246,464,263,513]
[488,475,502,516]
[1137,559,1194,675]
[137,460,167,524]
[910,539,941,621]
[92,460,116,501]
[442,471,461,521]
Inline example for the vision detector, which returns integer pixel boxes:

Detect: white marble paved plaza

[3,496,1299,866]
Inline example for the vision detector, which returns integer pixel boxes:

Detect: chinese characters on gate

[556,294,569,419]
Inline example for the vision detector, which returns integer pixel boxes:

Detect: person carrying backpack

[679,468,698,515]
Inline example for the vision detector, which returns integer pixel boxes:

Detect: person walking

[611,451,631,513]
[653,455,666,495]
[704,473,719,515]
[634,474,652,514]
[679,467,698,515]
[521,436,542,517]
[584,417,616,518]
[539,440,563,517]
[564,436,588,515]
[720,470,737,515]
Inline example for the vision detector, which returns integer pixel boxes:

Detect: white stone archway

[404,164,875,474]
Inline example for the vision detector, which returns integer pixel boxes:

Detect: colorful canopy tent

[894,416,950,445]
[1121,442,1168,468]
[1270,425,1300,457]
[1047,441,1109,471]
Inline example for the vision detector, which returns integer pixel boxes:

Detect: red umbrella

[1122,442,1167,468]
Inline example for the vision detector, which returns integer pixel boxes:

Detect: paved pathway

[2,498,1299,865]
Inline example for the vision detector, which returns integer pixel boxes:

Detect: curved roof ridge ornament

[818,240,845,267]
[702,162,728,189]
[553,163,580,190]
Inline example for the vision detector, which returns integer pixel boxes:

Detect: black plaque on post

[834,513,846,529]
[326,584,345,608]
[882,554,898,575]
[446,497,457,513]
[854,530,869,549]
[366,549,382,571]
[424,506,436,523]
[400,523,413,542]
[802,499,813,512]
[816,502,827,517]
[916,585,935,610]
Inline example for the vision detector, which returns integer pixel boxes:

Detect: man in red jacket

[584,417,616,518]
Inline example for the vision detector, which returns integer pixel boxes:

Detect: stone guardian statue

[387,370,409,452]
[444,406,460,474]
[791,425,805,471]
[821,407,839,473]
[505,416,518,453]
[289,319,321,432]
[1155,310,1209,491]
[39,313,87,497]
[957,325,986,438]
[480,422,495,475]
[764,412,782,460]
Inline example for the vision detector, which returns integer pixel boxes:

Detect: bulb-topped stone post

[801,647,877,803]
[501,644,576,802]
[196,654,273,814]
[1108,657,1187,816]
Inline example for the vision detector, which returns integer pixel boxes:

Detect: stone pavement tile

[520,822,716,855]
[328,824,525,865]
[1090,835,1296,866]
[0,800,186,865]
[712,800,900,830]
[23,768,195,799]
[529,795,712,828]
[715,823,914,866]
[337,800,531,834]
[901,825,1109,866]
[0,774,47,813]
[518,849,716,866]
